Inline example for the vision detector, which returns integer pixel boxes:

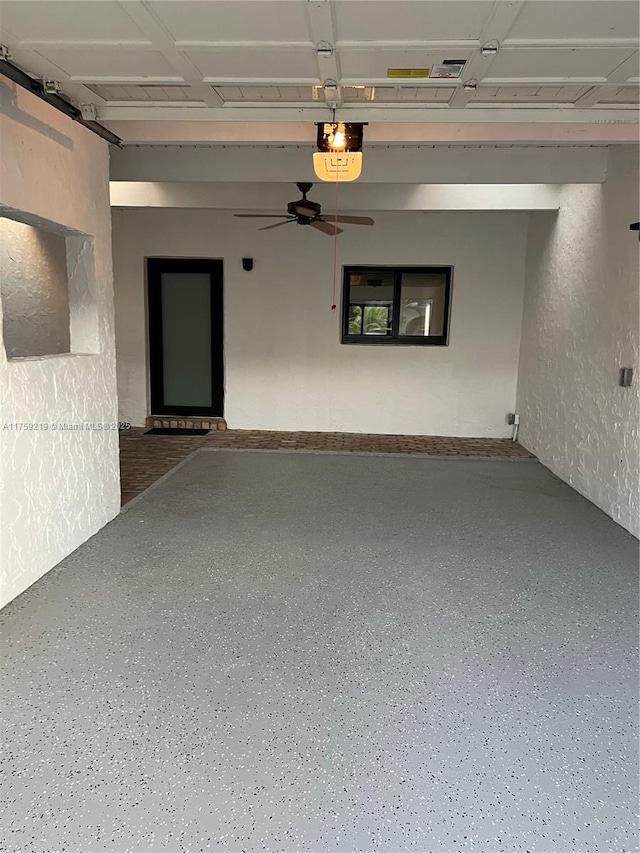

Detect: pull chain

[331,174,339,311]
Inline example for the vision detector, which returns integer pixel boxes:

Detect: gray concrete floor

[1,450,638,853]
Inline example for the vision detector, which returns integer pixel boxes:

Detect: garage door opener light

[314,115,366,182]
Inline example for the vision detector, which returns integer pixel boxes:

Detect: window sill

[341,336,448,347]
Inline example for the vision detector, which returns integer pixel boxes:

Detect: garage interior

[0,1,638,851]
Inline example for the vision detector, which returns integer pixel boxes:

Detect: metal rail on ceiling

[0,57,122,146]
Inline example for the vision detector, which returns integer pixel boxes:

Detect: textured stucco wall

[0,83,120,608]
[517,146,640,537]
[0,218,71,358]
[112,208,528,436]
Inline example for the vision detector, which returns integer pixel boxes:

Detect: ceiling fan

[234,182,375,236]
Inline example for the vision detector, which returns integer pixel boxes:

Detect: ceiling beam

[102,118,638,145]
[305,0,341,110]
[99,104,638,124]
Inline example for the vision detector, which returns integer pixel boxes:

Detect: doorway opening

[147,258,224,417]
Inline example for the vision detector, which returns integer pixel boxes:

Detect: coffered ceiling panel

[34,47,178,80]
[488,47,637,80]
[0,0,147,41]
[509,1,640,41]
[187,47,318,81]
[147,0,310,42]
[334,1,494,42]
[340,48,473,81]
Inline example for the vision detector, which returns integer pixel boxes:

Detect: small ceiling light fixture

[463,79,478,91]
[329,121,346,150]
[481,41,499,56]
[316,114,365,153]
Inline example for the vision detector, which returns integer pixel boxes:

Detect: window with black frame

[342,266,452,345]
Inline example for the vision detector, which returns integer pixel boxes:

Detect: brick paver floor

[120,428,534,505]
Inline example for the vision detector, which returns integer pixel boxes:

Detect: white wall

[112,208,527,436]
[0,83,120,608]
[517,146,640,537]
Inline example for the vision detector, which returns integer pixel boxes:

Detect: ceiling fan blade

[321,215,375,226]
[311,220,343,236]
[258,219,297,231]
[234,214,290,219]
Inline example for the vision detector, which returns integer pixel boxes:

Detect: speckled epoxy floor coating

[1,451,638,853]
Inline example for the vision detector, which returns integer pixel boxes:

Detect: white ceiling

[0,0,638,143]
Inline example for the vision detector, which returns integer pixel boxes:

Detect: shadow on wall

[0,79,74,150]
[517,149,640,537]
[0,219,70,358]
[0,214,100,358]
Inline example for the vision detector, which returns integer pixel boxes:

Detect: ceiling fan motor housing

[288,198,321,220]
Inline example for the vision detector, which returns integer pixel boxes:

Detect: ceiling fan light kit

[234,183,374,236]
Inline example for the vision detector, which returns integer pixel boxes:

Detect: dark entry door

[147,258,224,417]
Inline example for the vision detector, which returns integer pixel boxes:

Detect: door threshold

[146,428,212,436]
[146,416,227,431]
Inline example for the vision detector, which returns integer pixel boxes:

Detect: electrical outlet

[619,367,633,387]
